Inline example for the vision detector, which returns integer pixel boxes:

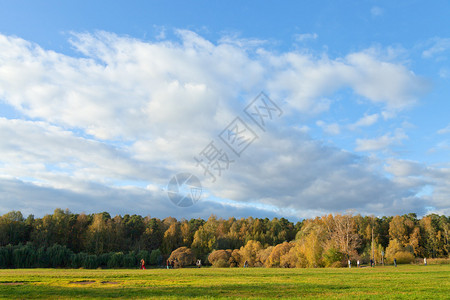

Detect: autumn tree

[85,213,111,254]
[208,249,232,267]
[326,213,361,259]
[161,222,181,255]
[239,240,263,267]
[191,215,219,258]
[265,242,294,267]
[168,247,195,267]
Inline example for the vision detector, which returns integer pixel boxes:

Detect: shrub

[427,258,450,265]
[137,250,151,266]
[168,247,195,268]
[229,249,241,267]
[280,244,302,268]
[238,240,263,267]
[258,246,273,266]
[0,245,13,268]
[323,248,345,268]
[208,250,231,267]
[13,243,37,268]
[98,253,111,268]
[46,244,73,268]
[108,252,124,268]
[149,249,162,266]
[392,251,415,264]
[386,239,403,261]
[266,242,294,267]
[123,252,137,268]
[70,252,87,268]
[36,246,49,267]
[386,239,414,264]
[83,254,99,269]
[213,259,229,268]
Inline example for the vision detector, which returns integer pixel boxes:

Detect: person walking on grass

[348,259,351,268]
[357,260,360,268]
[394,258,397,267]
[140,259,146,270]
[424,257,427,266]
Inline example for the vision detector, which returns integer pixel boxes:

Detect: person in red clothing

[140,258,146,270]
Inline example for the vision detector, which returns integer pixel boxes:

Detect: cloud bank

[0,30,444,219]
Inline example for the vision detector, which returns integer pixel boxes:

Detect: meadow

[0,265,449,299]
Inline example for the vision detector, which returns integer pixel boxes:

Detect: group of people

[347,257,428,268]
[139,258,202,270]
[165,259,202,269]
[140,256,428,269]
[346,259,365,268]
[166,258,177,269]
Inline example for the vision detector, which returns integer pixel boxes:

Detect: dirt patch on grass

[69,280,96,285]
[0,282,24,285]
[101,281,119,284]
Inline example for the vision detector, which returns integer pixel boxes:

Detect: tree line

[0,209,448,268]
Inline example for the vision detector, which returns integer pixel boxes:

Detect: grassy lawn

[0,265,449,299]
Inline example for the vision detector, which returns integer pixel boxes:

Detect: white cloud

[349,113,379,130]
[384,158,426,177]
[371,6,383,17]
[316,120,341,135]
[429,140,450,153]
[269,50,427,114]
[355,129,408,152]
[384,159,450,215]
[422,37,450,58]
[0,30,441,218]
[204,128,428,216]
[344,52,427,110]
[439,68,449,78]
[437,124,450,134]
[294,33,318,42]
[0,118,150,192]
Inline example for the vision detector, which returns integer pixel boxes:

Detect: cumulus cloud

[0,30,440,218]
[384,159,450,216]
[349,113,379,130]
[355,129,408,152]
[294,33,318,42]
[384,158,426,177]
[316,120,341,135]
[422,37,450,58]
[206,128,431,217]
[268,50,427,114]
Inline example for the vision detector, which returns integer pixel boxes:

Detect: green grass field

[0,265,449,299]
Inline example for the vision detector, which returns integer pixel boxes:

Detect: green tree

[0,211,27,246]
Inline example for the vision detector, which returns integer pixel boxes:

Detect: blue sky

[0,1,449,220]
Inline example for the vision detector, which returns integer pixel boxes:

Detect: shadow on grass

[1,282,352,299]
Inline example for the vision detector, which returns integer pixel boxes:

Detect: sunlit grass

[0,265,449,299]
